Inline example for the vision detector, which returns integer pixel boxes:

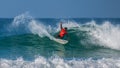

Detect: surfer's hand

[60,22,62,25]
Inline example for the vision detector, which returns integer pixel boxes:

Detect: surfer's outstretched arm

[60,22,63,29]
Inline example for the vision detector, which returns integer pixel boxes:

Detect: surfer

[57,22,68,39]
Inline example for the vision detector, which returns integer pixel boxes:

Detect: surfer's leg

[56,35,61,38]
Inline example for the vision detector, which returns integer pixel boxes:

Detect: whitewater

[0,13,120,68]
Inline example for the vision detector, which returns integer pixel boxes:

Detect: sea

[0,13,120,68]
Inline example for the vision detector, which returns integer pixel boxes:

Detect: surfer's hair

[64,27,67,30]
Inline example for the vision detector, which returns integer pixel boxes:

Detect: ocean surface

[0,13,120,68]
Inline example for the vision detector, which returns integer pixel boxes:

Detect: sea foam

[0,56,120,68]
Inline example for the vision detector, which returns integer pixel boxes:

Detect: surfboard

[52,37,68,44]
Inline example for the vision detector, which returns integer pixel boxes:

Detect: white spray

[88,21,120,50]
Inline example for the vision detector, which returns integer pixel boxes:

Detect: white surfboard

[52,37,68,44]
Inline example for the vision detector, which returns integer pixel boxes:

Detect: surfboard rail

[52,37,68,44]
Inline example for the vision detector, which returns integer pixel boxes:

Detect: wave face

[0,13,120,68]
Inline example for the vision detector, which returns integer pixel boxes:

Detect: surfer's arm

[60,22,63,29]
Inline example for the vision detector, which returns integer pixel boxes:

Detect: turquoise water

[0,13,120,68]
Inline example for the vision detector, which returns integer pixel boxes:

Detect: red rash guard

[59,28,67,38]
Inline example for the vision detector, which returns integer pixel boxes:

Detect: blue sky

[0,0,120,18]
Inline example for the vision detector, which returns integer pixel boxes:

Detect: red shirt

[59,28,67,38]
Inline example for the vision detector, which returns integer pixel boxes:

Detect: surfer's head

[64,27,67,30]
